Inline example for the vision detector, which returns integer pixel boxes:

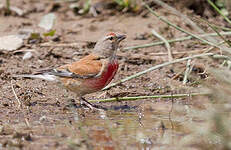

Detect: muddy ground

[0,0,230,150]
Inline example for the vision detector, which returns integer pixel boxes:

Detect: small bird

[16,32,126,110]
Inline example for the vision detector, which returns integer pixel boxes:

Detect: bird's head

[93,32,126,58]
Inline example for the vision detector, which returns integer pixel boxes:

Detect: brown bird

[16,32,126,110]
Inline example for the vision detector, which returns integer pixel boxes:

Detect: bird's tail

[13,74,57,81]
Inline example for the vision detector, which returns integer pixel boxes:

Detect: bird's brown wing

[57,54,105,78]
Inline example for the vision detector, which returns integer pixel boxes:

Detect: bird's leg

[80,97,94,110]
[80,97,106,111]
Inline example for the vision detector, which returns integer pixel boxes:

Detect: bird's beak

[117,34,126,42]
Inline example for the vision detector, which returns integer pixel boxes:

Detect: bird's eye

[108,36,114,40]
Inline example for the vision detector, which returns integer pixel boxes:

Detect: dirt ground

[0,0,229,150]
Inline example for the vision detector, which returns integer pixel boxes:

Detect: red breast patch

[107,32,116,37]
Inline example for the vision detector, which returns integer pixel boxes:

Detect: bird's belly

[84,61,119,91]
[58,61,119,96]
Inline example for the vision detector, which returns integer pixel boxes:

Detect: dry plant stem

[200,18,231,54]
[137,49,206,56]
[25,118,30,128]
[10,80,22,109]
[169,93,174,129]
[119,49,210,58]
[204,41,225,53]
[89,93,208,103]
[103,53,214,90]
[144,4,231,53]
[40,42,80,47]
[183,59,193,85]
[124,32,231,50]
[213,54,231,61]
[205,20,231,47]
[6,0,10,12]
[54,0,78,3]
[207,0,231,25]
[145,4,215,46]
[41,32,231,50]
[152,0,217,43]
[151,29,173,61]
[13,49,36,53]
[172,69,185,80]
[211,24,231,31]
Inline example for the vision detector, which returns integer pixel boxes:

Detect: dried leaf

[18,29,33,40]
[0,35,23,51]
[38,13,56,30]
[10,6,24,16]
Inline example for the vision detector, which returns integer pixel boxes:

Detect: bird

[15,32,126,110]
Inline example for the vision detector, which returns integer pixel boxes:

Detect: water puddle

[63,100,209,150]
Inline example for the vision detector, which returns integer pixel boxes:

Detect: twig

[54,0,78,3]
[144,4,231,53]
[10,80,22,109]
[25,118,30,128]
[145,4,216,45]
[169,92,174,129]
[171,69,185,80]
[207,0,231,25]
[103,53,214,90]
[118,49,210,59]
[212,54,231,60]
[135,49,205,56]
[183,59,193,85]
[205,19,231,47]
[88,93,209,103]
[40,42,80,48]
[209,24,231,31]
[42,32,231,50]
[197,17,231,49]
[204,41,225,53]
[151,29,173,61]
[124,32,231,50]
[149,49,206,55]
[152,0,217,43]
[6,0,10,14]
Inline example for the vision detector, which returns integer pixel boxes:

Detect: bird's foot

[80,97,106,111]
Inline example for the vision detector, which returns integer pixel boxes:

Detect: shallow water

[62,100,206,150]
[0,97,224,150]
